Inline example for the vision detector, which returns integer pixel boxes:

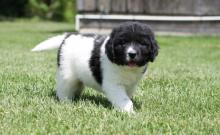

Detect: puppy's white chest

[103,62,144,87]
[117,68,143,88]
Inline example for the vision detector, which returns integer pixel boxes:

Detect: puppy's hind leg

[56,70,84,101]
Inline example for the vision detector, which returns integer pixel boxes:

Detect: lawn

[0,20,220,135]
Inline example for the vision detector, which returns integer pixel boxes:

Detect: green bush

[0,0,76,22]
[0,0,28,17]
[27,0,76,22]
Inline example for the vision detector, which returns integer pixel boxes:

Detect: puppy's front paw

[123,100,134,112]
[116,100,135,113]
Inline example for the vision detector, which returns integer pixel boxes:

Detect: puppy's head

[106,22,159,67]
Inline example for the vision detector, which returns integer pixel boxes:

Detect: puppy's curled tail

[31,34,66,52]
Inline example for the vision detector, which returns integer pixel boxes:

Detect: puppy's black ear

[148,36,159,62]
[140,23,159,62]
[105,30,116,62]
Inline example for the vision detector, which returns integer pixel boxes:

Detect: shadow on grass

[79,94,112,109]
[49,91,142,110]
[49,91,111,109]
[133,99,142,111]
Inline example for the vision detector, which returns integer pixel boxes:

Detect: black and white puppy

[32,22,159,113]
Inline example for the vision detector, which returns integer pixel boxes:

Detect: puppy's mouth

[127,59,147,67]
[127,61,137,67]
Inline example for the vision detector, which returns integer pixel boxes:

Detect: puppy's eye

[120,44,125,47]
[140,44,146,47]
[116,44,125,49]
[138,39,149,45]
[140,44,148,49]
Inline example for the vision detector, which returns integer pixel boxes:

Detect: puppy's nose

[128,52,137,59]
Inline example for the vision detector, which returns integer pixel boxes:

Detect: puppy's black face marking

[106,22,159,67]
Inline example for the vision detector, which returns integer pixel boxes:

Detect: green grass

[0,20,220,135]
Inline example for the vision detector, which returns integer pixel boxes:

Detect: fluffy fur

[32,22,159,113]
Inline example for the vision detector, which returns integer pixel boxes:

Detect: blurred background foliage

[0,0,76,22]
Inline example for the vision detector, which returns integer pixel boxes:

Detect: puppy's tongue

[128,62,136,67]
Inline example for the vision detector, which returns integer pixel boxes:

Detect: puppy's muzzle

[127,47,137,60]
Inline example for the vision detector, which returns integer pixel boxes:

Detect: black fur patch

[89,35,107,85]
[57,33,75,66]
